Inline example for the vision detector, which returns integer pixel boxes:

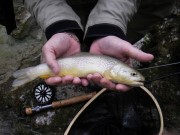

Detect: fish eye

[131,72,137,76]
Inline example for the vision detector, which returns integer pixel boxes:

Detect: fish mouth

[131,80,144,87]
[137,81,144,86]
[134,76,145,86]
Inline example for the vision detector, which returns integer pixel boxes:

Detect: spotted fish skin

[12,53,145,87]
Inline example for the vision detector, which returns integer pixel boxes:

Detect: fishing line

[145,71,180,84]
[140,86,164,135]
[138,61,180,71]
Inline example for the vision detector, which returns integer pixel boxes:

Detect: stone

[0,0,180,134]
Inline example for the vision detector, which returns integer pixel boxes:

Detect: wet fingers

[100,78,116,90]
[45,77,62,85]
[62,75,74,84]
[81,79,89,86]
[72,77,81,85]
[115,84,131,91]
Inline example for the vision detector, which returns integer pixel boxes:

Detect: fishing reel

[33,82,56,105]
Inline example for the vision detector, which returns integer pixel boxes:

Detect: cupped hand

[89,36,154,91]
[41,32,88,86]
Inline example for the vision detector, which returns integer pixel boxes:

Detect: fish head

[109,65,145,87]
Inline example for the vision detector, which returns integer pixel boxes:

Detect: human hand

[41,32,88,86]
[88,36,154,91]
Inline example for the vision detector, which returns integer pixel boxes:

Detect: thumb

[42,47,60,75]
[123,44,154,62]
[46,57,60,75]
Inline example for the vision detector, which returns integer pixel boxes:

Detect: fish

[12,53,145,87]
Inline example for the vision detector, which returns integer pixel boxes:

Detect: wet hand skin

[43,34,154,91]
[41,33,85,86]
[88,36,154,91]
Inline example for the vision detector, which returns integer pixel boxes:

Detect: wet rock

[0,1,44,134]
[0,114,13,135]
[140,14,180,131]
[0,26,9,44]
[35,111,55,126]
[11,1,36,39]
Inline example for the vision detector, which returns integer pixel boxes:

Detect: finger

[45,77,62,85]
[100,78,116,90]
[123,44,154,62]
[87,73,103,86]
[115,84,131,91]
[87,74,93,81]
[81,79,89,86]
[42,45,60,74]
[62,75,74,84]
[91,73,102,83]
[72,77,81,85]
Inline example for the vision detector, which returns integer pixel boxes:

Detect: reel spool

[33,82,55,105]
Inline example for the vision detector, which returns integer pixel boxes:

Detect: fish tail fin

[12,67,38,87]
